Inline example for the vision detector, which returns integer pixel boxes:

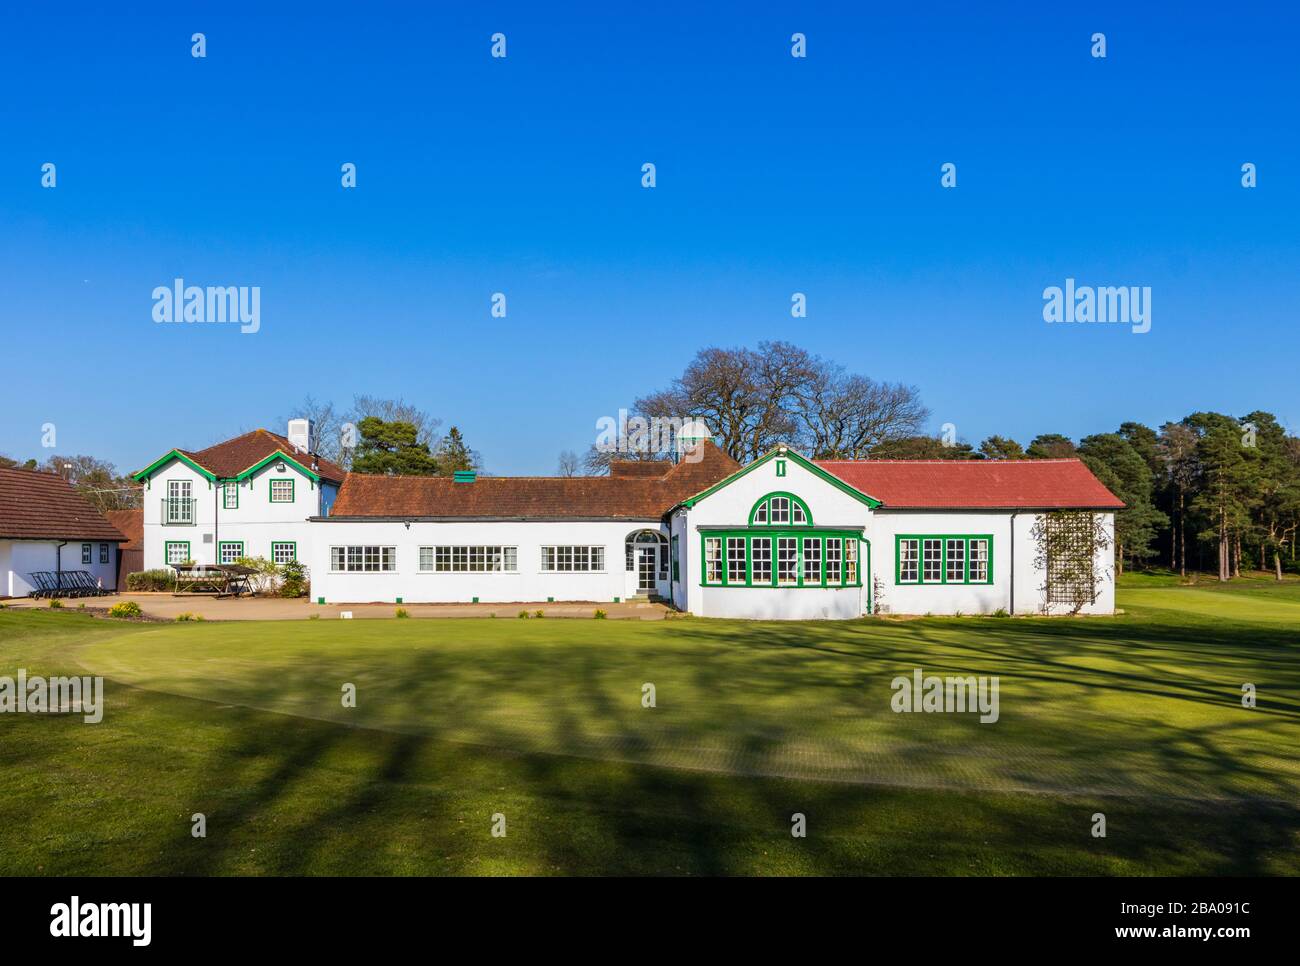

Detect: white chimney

[287,418,312,454]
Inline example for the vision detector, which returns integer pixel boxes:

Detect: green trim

[681,447,882,510]
[776,459,787,477]
[81,543,92,564]
[164,540,192,566]
[222,481,240,510]
[748,490,813,526]
[317,596,325,605]
[270,540,297,564]
[217,540,245,564]
[132,450,217,483]
[396,597,403,604]
[894,534,993,585]
[699,529,864,589]
[236,451,321,483]
[268,477,296,503]
[670,534,680,581]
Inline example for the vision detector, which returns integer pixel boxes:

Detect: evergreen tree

[350,417,440,475]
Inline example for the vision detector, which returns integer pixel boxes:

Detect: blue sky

[2,1,1296,474]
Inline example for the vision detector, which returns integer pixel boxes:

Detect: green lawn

[1,583,1298,875]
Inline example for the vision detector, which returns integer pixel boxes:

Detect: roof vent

[453,470,477,483]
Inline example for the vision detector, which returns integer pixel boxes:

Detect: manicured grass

[1,584,1298,875]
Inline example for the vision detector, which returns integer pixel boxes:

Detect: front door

[637,547,657,591]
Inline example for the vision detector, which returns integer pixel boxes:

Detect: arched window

[749,492,812,526]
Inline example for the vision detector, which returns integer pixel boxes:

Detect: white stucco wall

[679,453,871,620]
[1,538,119,596]
[307,519,668,604]
[139,457,337,571]
[870,510,1115,615]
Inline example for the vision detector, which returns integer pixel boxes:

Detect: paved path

[4,593,670,621]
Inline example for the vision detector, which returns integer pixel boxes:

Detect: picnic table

[172,563,258,598]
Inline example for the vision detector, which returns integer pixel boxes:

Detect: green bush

[278,559,310,598]
[517,610,529,619]
[991,608,1010,618]
[48,598,63,609]
[533,609,545,619]
[127,569,175,592]
[175,612,203,622]
[108,600,143,619]
[593,609,607,619]
[395,607,409,619]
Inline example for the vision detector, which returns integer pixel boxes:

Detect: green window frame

[700,530,864,588]
[271,541,297,564]
[670,535,679,581]
[165,541,191,566]
[269,478,295,503]
[895,535,993,585]
[749,491,812,526]
[776,459,787,477]
[99,543,109,564]
[223,482,240,509]
[81,543,92,564]
[218,541,245,565]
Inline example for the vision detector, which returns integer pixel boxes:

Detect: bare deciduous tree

[556,450,580,477]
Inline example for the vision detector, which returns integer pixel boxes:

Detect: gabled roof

[326,442,740,520]
[134,429,346,484]
[679,446,883,510]
[814,458,1125,510]
[104,509,143,551]
[0,466,127,542]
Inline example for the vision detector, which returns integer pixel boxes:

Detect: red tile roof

[104,509,143,551]
[815,459,1125,510]
[0,467,128,541]
[328,443,740,520]
[167,429,345,482]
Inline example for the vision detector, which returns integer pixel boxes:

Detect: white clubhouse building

[134,422,1123,619]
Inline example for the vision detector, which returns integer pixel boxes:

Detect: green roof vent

[453,470,477,483]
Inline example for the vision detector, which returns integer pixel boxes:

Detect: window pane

[751,538,772,584]
[726,537,746,583]
[845,539,858,584]
[946,539,965,582]
[922,539,942,583]
[792,502,806,524]
[899,539,919,582]
[969,539,989,582]
[825,538,842,583]
[777,537,798,585]
[802,538,821,583]
[770,497,790,524]
[705,538,722,584]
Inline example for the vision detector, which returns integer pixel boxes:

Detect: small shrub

[991,608,1010,618]
[533,609,545,618]
[517,610,529,619]
[49,598,64,609]
[175,612,204,622]
[108,600,142,619]
[395,607,409,619]
[279,559,310,598]
[127,569,176,592]
[308,613,321,621]
[593,609,607,619]
[77,602,86,610]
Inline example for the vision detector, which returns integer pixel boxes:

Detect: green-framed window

[700,530,863,588]
[271,541,297,564]
[670,535,679,581]
[218,541,244,565]
[223,482,239,509]
[749,491,811,526]
[269,478,295,503]
[81,543,92,564]
[895,535,992,585]
[99,543,110,564]
[776,459,787,477]
[165,541,191,566]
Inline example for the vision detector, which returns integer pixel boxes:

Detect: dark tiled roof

[816,458,1125,509]
[104,509,143,550]
[0,467,127,541]
[175,429,345,482]
[608,460,673,478]
[329,442,740,520]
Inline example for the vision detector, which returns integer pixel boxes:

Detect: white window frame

[330,546,396,573]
